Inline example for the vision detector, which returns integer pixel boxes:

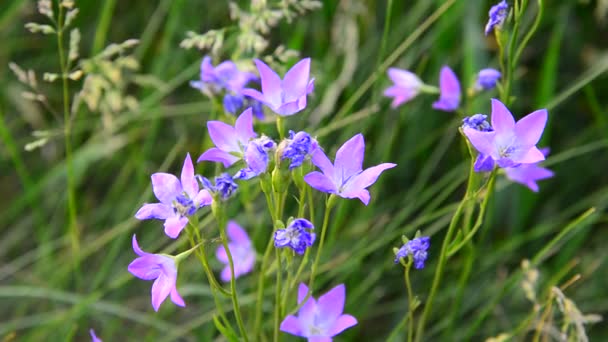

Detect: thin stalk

[513,0,544,66]
[308,195,335,291]
[405,264,415,342]
[188,219,231,296]
[372,0,394,103]
[274,249,283,342]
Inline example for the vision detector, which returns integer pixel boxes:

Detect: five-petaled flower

[242,58,314,116]
[485,0,509,36]
[216,221,256,281]
[304,134,396,205]
[433,65,461,112]
[198,108,257,167]
[475,68,502,91]
[128,235,185,311]
[281,130,318,170]
[384,68,424,108]
[395,236,431,269]
[274,218,315,255]
[135,153,213,239]
[463,99,548,168]
[504,148,553,192]
[280,283,358,341]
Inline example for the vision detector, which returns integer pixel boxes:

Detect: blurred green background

[1,0,607,341]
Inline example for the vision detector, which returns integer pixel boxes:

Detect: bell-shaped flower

[128,235,185,311]
[304,134,396,205]
[216,221,256,281]
[432,65,461,112]
[383,68,424,108]
[135,154,212,239]
[504,148,553,192]
[242,58,314,116]
[463,99,548,168]
[197,108,257,167]
[280,283,358,341]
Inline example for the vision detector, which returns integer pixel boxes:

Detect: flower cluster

[280,130,318,170]
[395,236,431,269]
[274,218,316,255]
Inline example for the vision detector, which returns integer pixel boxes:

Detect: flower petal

[388,68,422,88]
[151,173,182,204]
[304,171,337,194]
[515,109,548,147]
[276,99,305,116]
[180,153,198,198]
[279,315,304,336]
[207,121,239,153]
[310,148,335,179]
[135,203,173,220]
[197,148,240,167]
[463,128,496,157]
[298,296,318,330]
[164,216,188,239]
[234,108,257,144]
[342,163,396,195]
[227,221,250,244]
[317,284,346,323]
[334,134,365,182]
[131,234,146,256]
[220,267,232,282]
[253,59,282,108]
[151,274,173,311]
[490,98,515,134]
[216,245,229,264]
[309,337,332,342]
[193,189,213,208]
[170,287,186,307]
[128,256,161,280]
[283,58,311,103]
[241,88,266,104]
[432,66,461,111]
[298,283,310,304]
[328,314,358,336]
[515,146,545,164]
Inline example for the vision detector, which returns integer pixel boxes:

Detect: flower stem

[308,195,336,292]
[404,263,415,342]
[274,249,283,342]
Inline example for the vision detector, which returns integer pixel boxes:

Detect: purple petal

[216,245,228,264]
[180,153,198,198]
[310,148,335,179]
[328,314,358,336]
[234,108,257,144]
[298,296,318,330]
[341,189,370,205]
[283,58,311,103]
[90,329,102,342]
[164,216,188,239]
[463,128,496,157]
[298,283,309,304]
[309,337,332,342]
[432,66,461,111]
[317,284,346,323]
[516,146,545,164]
[514,109,548,147]
[490,99,515,134]
[170,287,186,307]
[220,267,231,282]
[193,189,213,208]
[280,315,304,336]
[197,148,240,167]
[307,79,315,94]
[473,154,495,172]
[241,88,266,104]
[207,121,239,152]
[253,59,282,108]
[151,274,173,311]
[388,68,422,88]
[505,164,554,192]
[384,85,417,108]
[227,221,250,244]
[342,163,397,194]
[131,234,146,256]
[200,56,214,82]
[128,256,162,280]
[304,171,337,194]
[334,134,365,182]
[135,203,173,220]
[151,173,182,204]
[276,98,305,116]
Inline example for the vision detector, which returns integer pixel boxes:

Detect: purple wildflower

[190,56,257,94]
[199,173,238,200]
[135,153,213,239]
[485,0,509,36]
[128,235,185,311]
[475,68,502,91]
[433,65,461,112]
[280,283,358,340]
[274,218,315,255]
[395,236,430,269]
[216,221,256,281]
[463,99,548,168]
[234,136,277,180]
[90,329,102,342]
[504,148,553,192]
[281,130,318,170]
[384,68,424,108]
[197,108,257,167]
[304,134,396,205]
[242,58,314,116]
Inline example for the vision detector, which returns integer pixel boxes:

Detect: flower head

[395,236,430,269]
[190,56,257,94]
[280,283,358,340]
[485,0,509,36]
[198,108,257,167]
[216,221,256,281]
[384,68,424,108]
[463,99,548,168]
[199,173,239,200]
[90,329,102,342]
[463,114,493,132]
[433,65,461,112]
[504,148,553,192]
[274,218,315,255]
[128,235,185,311]
[135,154,213,239]
[234,136,277,180]
[475,68,502,91]
[242,58,314,116]
[281,130,318,170]
[304,134,396,205]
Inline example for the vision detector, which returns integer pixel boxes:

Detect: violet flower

[90,329,102,342]
[304,134,396,205]
[274,218,315,255]
[485,0,509,36]
[197,108,257,167]
[242,58,314,116]
[198,173,239,200]
[281,130,318,170]
[280,283,358,340]
[432,65,461,112]
[216,221,256,281]
[190,56,257,94]
[475,68,502,91]
[135,153,213,239]
[384,68,424,108]
[234,136,277,180]
[128,235,185,311]
[463,99,548,168]
[395,236,430,269]
[504,148,553,192]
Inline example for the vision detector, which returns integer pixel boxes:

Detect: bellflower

[135,153,213,239]
[281,130,318,170]
[463,99,548,168]
[198,108,257,167]
[485,0,509,36]
[304,134,396,205]
[216,221,256,281]
[504,148,553,192]
[395,236,430,269]
[242,58,314,116]
[198,173,239,200]
[128,235,185,311]
[433,65,461,112]
[384,68,424,108]
[280,283,358,340]
[475,68,502,91]
[274,218,315,255]
[90,329,102,342]
[190,56,257,94]
[234,136,277,180]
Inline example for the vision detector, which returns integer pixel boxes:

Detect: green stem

[513,0,543,66]
[188,219,231,296]
[405,263,415,342]
[274,249,283,342]
[308,195,335,292]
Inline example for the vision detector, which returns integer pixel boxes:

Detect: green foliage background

[1,0,607,340]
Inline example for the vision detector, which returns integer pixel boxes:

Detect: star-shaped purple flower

[128,235,185,311]
[280,283,357,341]
[190,56,257,94]
[135,153,213,239]
[304,134,396,205]
[485,0,509,36]
[383,68,424,108]
[432,65,461,112]
[274,218,315,255]
[197,108,257,167]
[463,99,548,168]
[242,58,314,116]
[216,221,256,282]
[504,148,553,192]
